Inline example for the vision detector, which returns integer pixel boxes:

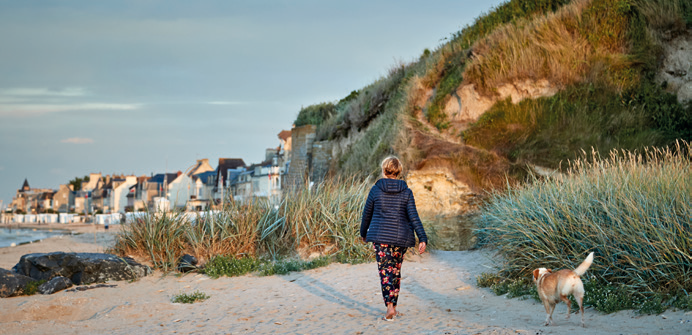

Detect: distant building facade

[8,179,55,214]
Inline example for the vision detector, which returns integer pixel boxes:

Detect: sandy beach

[0,224,690,335]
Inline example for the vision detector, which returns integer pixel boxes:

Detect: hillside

[293,0,692,218]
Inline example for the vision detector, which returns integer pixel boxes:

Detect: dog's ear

[547,269,553,273]
[532,269,540,280]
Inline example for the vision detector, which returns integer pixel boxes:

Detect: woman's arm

[360,188,376,239]
[406,190,428,244]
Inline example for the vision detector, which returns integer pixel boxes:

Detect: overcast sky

[0,0,504,208]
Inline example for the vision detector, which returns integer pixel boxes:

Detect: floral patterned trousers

[373,243,407,307]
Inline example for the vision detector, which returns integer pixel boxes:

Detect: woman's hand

[418,242,426,254]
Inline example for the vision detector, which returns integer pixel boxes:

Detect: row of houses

[5,129,297,215]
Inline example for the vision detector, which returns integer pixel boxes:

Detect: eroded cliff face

[407,167,481,251]
[657,30,692,104]
[407,168,479,217]
[445,79,559,123]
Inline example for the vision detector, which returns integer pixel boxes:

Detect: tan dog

[532,252,594,327]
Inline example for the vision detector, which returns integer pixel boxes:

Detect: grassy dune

[476,142,691,313]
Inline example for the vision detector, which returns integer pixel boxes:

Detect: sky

[0,0,505,208]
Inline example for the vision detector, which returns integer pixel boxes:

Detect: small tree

[68,175,90,191]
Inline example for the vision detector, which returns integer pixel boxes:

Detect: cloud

[0,87,87,97]
[61,137,94,144]
[0,103,140,116]
[0,86,139,116]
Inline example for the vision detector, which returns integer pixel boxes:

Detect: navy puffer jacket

[360,178,428,248]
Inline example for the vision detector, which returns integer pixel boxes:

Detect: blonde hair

[381,156,402,179]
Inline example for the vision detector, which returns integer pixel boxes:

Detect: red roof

[278,130,291,141]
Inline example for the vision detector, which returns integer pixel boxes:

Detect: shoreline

[0,225,70,248]
[0,224,118,269]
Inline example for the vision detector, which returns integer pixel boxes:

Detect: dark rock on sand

[12,252,151,285]
[0,268,36,298]
[177,254,198,273]
[38,276,73,295]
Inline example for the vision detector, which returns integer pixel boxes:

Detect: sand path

[0,226,690,334]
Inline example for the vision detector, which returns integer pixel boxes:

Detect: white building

[233,162,283,204]
[111,176,137,213]
[167,173,193,208]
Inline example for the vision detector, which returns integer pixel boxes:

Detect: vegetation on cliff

[295,0,691,187]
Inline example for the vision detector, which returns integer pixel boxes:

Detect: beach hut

[59,213,77,224]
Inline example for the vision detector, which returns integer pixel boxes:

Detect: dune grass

[111,178,373,273]
[465,0,639,98]
[171,291,210,304]
[475,142,692,313]
[462,0,690,100]
[422,0,573,129]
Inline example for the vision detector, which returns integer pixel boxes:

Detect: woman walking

[360,156,428,321]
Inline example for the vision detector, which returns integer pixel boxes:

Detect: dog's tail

[573,252,594,276]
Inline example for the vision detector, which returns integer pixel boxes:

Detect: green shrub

[202,256,261,278]
[22,280,47,296]
[171,291,210,304]
[294,102,336,127]
[258,256,332,276]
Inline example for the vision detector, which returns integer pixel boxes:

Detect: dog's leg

[559,294,571,320]
[543,301,555,326]
[574,290,585,327]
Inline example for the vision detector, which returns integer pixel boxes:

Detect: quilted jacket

[360,178,428,247]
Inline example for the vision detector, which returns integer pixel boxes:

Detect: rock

[12,252,151,285]
[678,82,692,104]
[407,167,479,216]
[0,268,36,298]
[38,276,73,295]
[177,254,198,273]
[453,80,559,123]
[656,31,692,103]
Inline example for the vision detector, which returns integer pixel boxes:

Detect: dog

[532,252,594,327]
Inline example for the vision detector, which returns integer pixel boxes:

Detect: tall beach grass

[476,141,691,310]
[111,177,373,272]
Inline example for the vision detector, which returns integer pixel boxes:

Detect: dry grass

[111,178,373,271]
[464,0,642,97]
[464,0,689,99]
